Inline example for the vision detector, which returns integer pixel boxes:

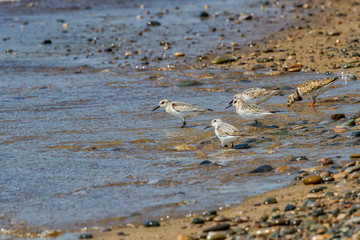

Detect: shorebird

[287,76,339,108]
[205,118,241,147]
[232,98,274,125]
[153,99,213,127]
[227,87,279,107]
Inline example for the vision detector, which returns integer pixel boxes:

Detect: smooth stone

[290,156,309,162]
[147,20,161,26]
[203,210,217,217]
[343,119,355,127]
[203,223,230,232]
[233,143,251,149]
[309,186,327,193]
[284,204,297,212]
[275,165,293,172]
[144,220,160,227]
[211,55,234,64]
[177,234,193,240]
[345,165,360,173]
[350,154,360,158]
[256,57,273,63]
[302,175,324,185]
[249,165,273,173]
[199,11,209,18]
[42,39,52,44]
[192,217,205,224]
[213,215,229,222]
[306,193,324,199]
[232,216,248,223]
[199,160,219,166]
[350,130,360,138]
[206,231,226,240]
[319,159,334,166]
[331,113,346,121]
[177,80,202,87]
[79,234,93,239]
[264,197,278,204]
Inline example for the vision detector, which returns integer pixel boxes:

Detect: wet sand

[88,0,360,239]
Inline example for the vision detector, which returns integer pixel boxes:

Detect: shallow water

[0,0,359,238]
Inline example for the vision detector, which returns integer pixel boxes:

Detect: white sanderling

[152,99,213,127]
[232,98,274,125]
[287,76,339,108]
[227,87,279,107]
[205,118,241,147]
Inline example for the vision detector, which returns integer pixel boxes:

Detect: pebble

[233,143,251,149]
[345,165,360,173]
[331,113,346,121]
[206,231,226,240]
[175,144,197,151]
[263,197,277,204]
[174,52,185,57]
[203,223,230,232]
[211,55,234,64]
[144,220,160,227]
[289,156,308,162]
[275,165,293,172]
[249,165,273,173]
[350,154,360,158]
[302,175,324,185]
[256,57,273,63]
[177,80,202,87]
[284,204,297,212]
[177,234,193,240]
[147,20,161,26]
[79,233,93,239]
[192,217,204,224]
[199,11,209,18]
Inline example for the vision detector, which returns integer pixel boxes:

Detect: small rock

[177,234,193,240]
[211,55,234,64]
[264,197,278,204]
[290,156,308,162]
[331,113,346,121]
[256,57,273,63]
[350,154,360,158]
[175,144,197,151]
[79,234,93,239]
[206,231,227,240]
[233,143,251,149]
[192,217,204,224]
[199,160,219,166]
[275,165,293,172]
[177,80,202,87]
[302,175,324,185]
[309,186,327,193]
[203,223,230,232]
[174,52,185,57]
[42,40,52,44]
[144,220,160,227]
[345,165,360,173]
[147,20,161,27]
[284,204,297,212]
[249,165,273,173]
[199,11,209,18]
[343,119,355,127]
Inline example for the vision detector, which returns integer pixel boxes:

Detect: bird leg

[181,121,186,128]
[311,99,316,108]
[252,120,258,126]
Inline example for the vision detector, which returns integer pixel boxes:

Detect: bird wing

[171,102,205,112]
[217,123,241,136]
[297,80,327,95]
[242,103,270,114]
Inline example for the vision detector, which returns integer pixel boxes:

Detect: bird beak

[152,106,160,111]
[225,100,233,109]
[204,126,211,129]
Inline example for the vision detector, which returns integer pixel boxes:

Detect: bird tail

[324,76,339,85]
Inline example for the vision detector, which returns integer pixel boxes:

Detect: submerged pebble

[249,165,273,173]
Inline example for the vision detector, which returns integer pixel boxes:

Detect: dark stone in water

[290,156,308,162]
[192,217,204,224]
[199,160,219,166]
[178,80,202,86]
[310,186,327,193]
[144,220,160,227]
[199,11,210,18]
[234,143,251,149]
[203,223,230,232]
[350,130,360,138]
[284,204,297,212]
[203,210,217,217]
[147,21,161,27]
[331,113,346,121]
[264,197,277,204]
[42,40,52,44]
[249,165,273,173]
[79,233,93,239]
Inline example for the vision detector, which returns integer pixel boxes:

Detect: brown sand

[87,0,360,239]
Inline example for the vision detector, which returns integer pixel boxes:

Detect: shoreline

[1,0,360,239]
[88,0,360,239]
